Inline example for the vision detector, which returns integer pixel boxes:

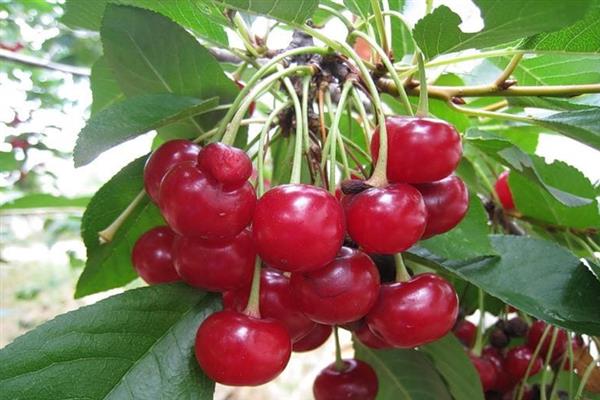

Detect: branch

[0,48,90,77]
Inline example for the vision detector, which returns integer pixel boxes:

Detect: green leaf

[213,0,319,24]
[0,151,19,172]
[354,341,452,400]
[420,335,484,400]
[90,56,125,115]
[74,94,218,167]
[508,96,600,112]
[0,194,90,211]
[61,0,107,30]
[344,0,370,19]
[390,0,414,60]
[413,0,591,59]
[0,284,218,399]
[76,156,163,298]
[534,108,600,150]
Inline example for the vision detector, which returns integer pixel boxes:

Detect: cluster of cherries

[454,315,581,399]
[130,115,469,398]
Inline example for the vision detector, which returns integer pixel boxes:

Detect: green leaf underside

[213,0,319,24]
[90,56,125,115]
[507,96,600,112]
[0,194,90,211]
[0,284,219,400]
[534,108,600,151]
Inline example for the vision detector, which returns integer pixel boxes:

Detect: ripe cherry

[453,319,477,348]
[505,345,543,380]
[346,184,426,254]
[131,226,179,284]
[495,171,515,210]
[483,347,516,393]
[197,143,253,190]
[313,359,378,400]
[293,324,332,352]
[366,273,458,348]
[415,176,469,238]
[173,228,255,292]
[159,162,255,240]
[469,354,497,392]
[371,117,462,183]
[527,320,568,362]
[223,267,315,342]
[143,140,200,203]
[290,247,380,324]
[253,184,345,272]
[355,322,391,349]
[195,310,291,386]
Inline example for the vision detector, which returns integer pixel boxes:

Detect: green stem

[540,329,560,400]
[473,289,485,357]
[369,0,390,55]
[244,257,262,318]
[282,70,306,185]
[351,87,374,142]
[329,80,355,192]
[98,190,145,243]
[258,102,290,196]
[575,358,597,399]
[517,324,552,400]
[448,102,535,124]
[232,13,260,58]
[334,326,345,371]
[301,75,311,152]
[567,333,575,398]
[394,253,411,282]
[318,4,353,29]
[342,135,372,163]
[416,52,429,117]
[494,53,524,86]
[425,0,434,14]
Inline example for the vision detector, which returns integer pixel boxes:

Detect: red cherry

[505,345,543,380]
[253,184,345,272]
[469,354,497,392]
[482,348,516,393]
[143,140,200,203]
[223,267,316,342]
[290,247,380,324]
[495,171,515,210]
[355,322,391,349]
[195,310,291,386]
[173,229,255,292]
[197,143,253,189]
[453,319,477,348]
[366,273,458,348]
[371,117,462,183]
[234,80,255,115]
[159,162,256,240]
[415,176,469,238]
[346,184,426,254]
[131,226,179,284]
[313,359,378,400]
[527,320,568,362]
[293,324,332,352]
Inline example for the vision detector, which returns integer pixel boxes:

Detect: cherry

[415,176,469,238]
[345,184,427,254]
[482,347,516,392]
[505,345,543,380]
[453,319,477,348]
[131,226,179,284]
[234,80,255,115]
[253,184,345,272]
[293,324,332,352]
[290,247,380,324]
[173,228,255,292]
[469,354,497,392]
[223,267,316,342]
[527,320,568,362]
[143,139,200,203]
[313,359,378,400]
[355,322,391,349]
[366,273,458,348]
[504,317,528,338]
[490,328,509,349]
[495,171,515,210]
[371,117,462,183]
[159,162,256,240]
[197,143,253,190]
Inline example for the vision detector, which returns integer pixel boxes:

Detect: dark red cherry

[355,322,391,349]
[469,354,497,392]
[346,184,426,254]
[290,247,380,324]
[173,228,255,292]
[195,310,291,386]
[495,171,515,210]
[371,117,462,183]
[527,320,568,362]
[197,143,253,189]
[313,359,378,400]
[293,324,332,352]
[505,345,543,380]
[415,176,469,238]
[482,348,516,393]
[366,273,458,348]
[253,184,345,272]
[453,319,477,348]
[159,162,256,240]
[223,267,316,342]
[143,140,200,203]
[131,226,179,284]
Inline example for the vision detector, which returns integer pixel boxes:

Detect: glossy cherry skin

[195,310,291,386]
[527,320,568,362]
[313,359,378,400]
[346,184,427,254]
[290,247,380,324]
[483,347,516,393]
[197,143,252,190]
[371,117,462,183]
[159,162,256,240]
[253,184,345,272]
[355,322,391,349]
[453,319,477,348]
[469,354,497,392]
[173,229,255,292]
[131,226,179,284]
[366,273,458,348]
[223,267,316,342]
[292,324,332,352]
[416,176,469,239]
[143,140,200,203]
[505,345,543,380]
[495,171,515,210]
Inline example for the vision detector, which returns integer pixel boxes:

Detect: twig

[0,48,90,77]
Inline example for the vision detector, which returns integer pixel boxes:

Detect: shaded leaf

[508,96,600,112]
[214,0,319,24]
[0,194,90,211]
[90,56,125,115]
[534,108,600,150]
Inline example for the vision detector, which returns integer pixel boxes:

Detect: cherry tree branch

[0,48,90,77]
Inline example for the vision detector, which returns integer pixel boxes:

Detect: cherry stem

[567,332,575,397]
[394,253,411,282]
[415,52,429,118]
[231,12,260,58]
[243,257,262,318]
[258,102,290,196]
[539,328,559,400]
[98,190,145,244]
[350,88,374,146]
[494,53,524,87]
[369,0,390,56]
[473,288,485,357]
[333,326,345,372]
[328,80,355,193]
[516,324,551,400]
[286,68,307,185]
[448,101,535,124]
[301,76,311,154]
